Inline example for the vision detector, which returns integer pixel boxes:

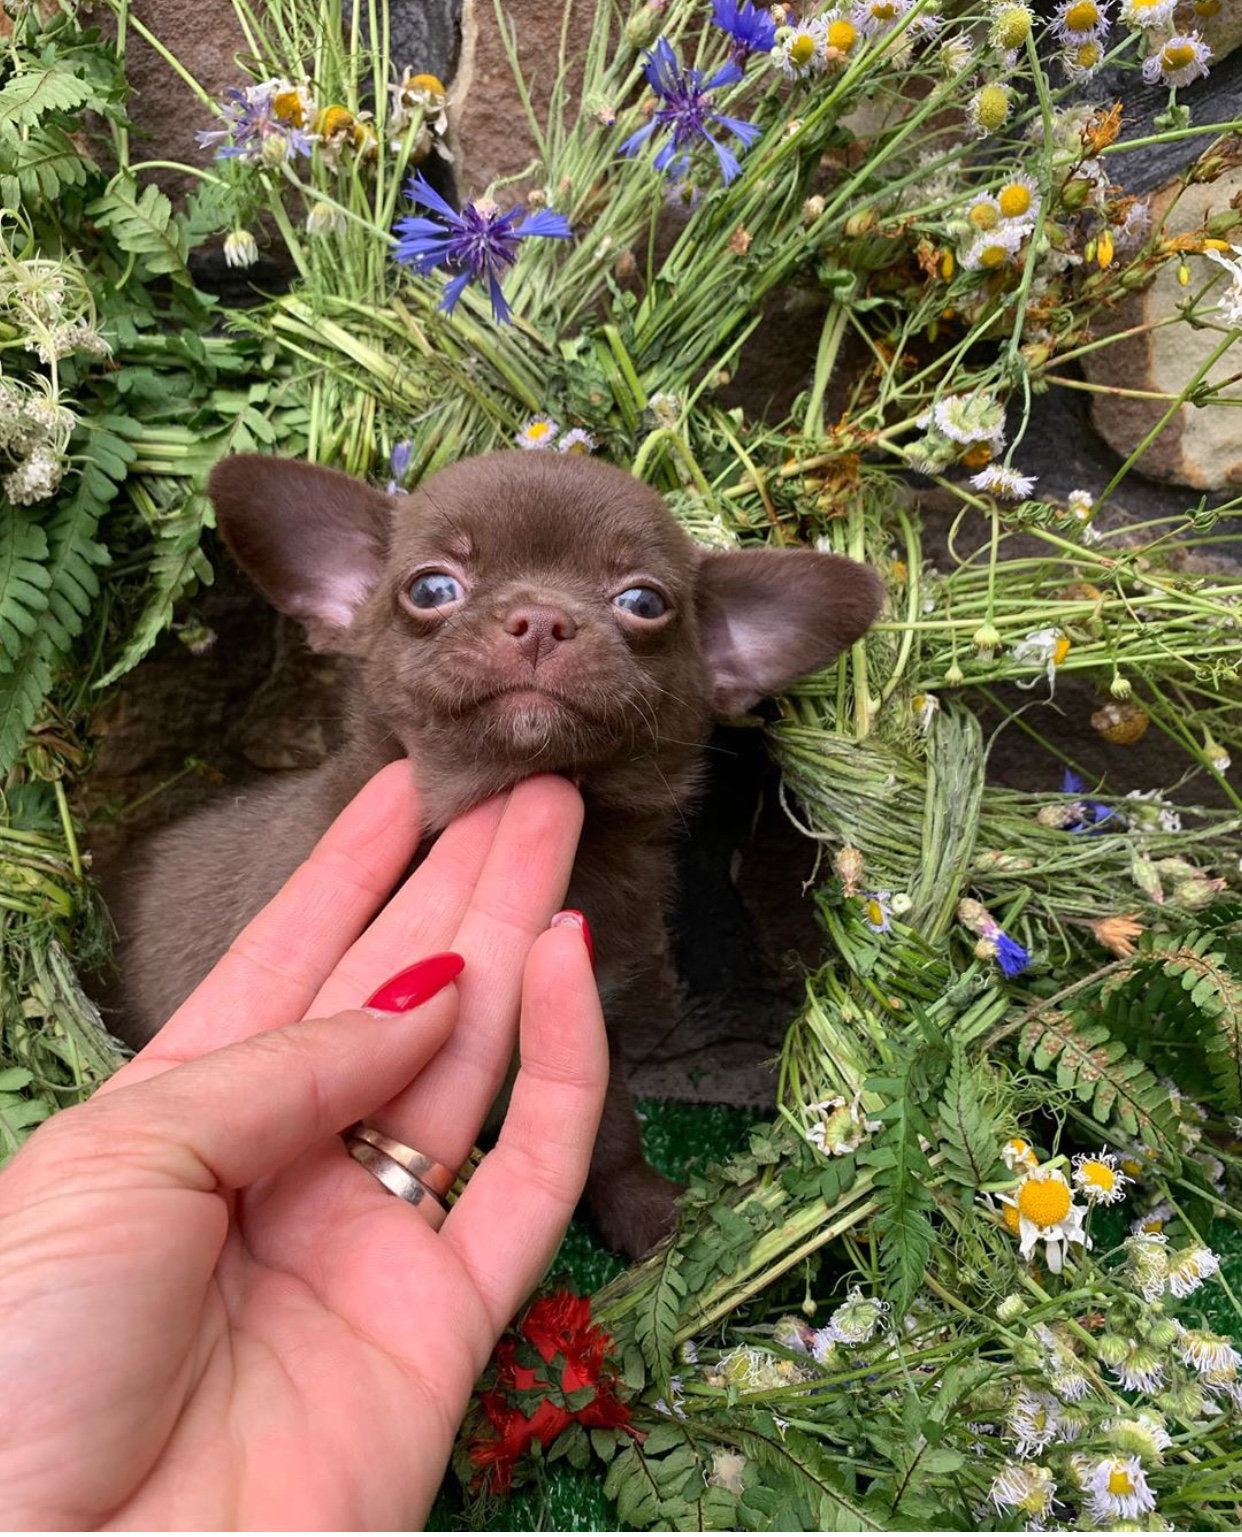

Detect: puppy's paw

[588,1163,684,1259]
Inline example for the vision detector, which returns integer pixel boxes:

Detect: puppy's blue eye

[407,572,464,610]
[613,586,667,620]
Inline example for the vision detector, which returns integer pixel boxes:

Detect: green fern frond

[1156,936,1241,1112]
[0,123,90,209]
[634,1242,688,1394]
[0,511,52,669]
[86,177,190,283]
[936,1047,1002,1188]
[1018,1009,1179,1150]
[861,1061,937,1315]
[733,1422,880,1530]
[0,67,91,136]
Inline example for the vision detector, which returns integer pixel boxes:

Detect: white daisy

[989,1461,1056,1520]
[1051,0,1111,43]
[970,463,1038,499]
[1084,1455,1157,1524]
[961,223,1027,272]
[1177,1327,1241,1378]
[1012,1166,1089,1274]
[1060,37,1106,80]
[556,428,597,455]
[1112,1340,1166,1394]
[1168,1243,1221,1298]
[1204,243,1242,330]
[516,414,560,450]
[772,18,829,77]
[1008,1389,1063,1455]
[1142,32,1211,88]
[1072,1150,1131,1205]
[825,1286,888,1345]
[1119,0,1177,24]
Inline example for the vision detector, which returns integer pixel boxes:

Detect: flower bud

[1144,1318,1180,1350]
[996,1293,1026,1323]
[1095,1333,1132,1367]
[1110,673,1133,700]
[625,3,664,47]
[972,621,1002,652]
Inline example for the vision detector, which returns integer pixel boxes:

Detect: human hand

[0,766,606,1531]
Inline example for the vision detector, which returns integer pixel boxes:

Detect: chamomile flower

[516,414,560,450]
[989,1461,1056,1520]
[1084,1455,1157,1523]
[861,890,892,933]
[1072,1150,1130,1204]
[965,193,1004,232]
[1012,627,1070,693]
[961,225,1026,271]
[556,428,597,455]
[1003,1136,1040,1172]
[1178,1327,1242,1378]
[994,172,1041,225]
[1142,32,1211,88]
[970,464,1038,499]
[223,228,259,268]
[1052,0,1111,43]
[1060,38,1106,79]
[989,5,1033,51]
[1168,1243,1221,1298]
[1012,1166,1088,1274]
[968,82,1012,136]
[772,18,830,77]
[853,0,912,35]
[1131,1201,1174,1236]
[805,1095,882,1156]
[1120,0,1177,23]
[822,12,862,63]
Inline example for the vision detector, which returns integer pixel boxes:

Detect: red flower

[468,1290,634,1494]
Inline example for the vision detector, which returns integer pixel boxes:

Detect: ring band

[344,1138,447,1229]
[346,1122,457,1198]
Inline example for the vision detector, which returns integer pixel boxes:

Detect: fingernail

[551,909,594,969]
[364,953,465,1013]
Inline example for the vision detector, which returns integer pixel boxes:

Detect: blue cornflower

[711,0,777,63]
[993,931,1032,978]
[197,81,315,164]
[1061,769,1115,833]
[392,174,572,323]
[620,39,761,187]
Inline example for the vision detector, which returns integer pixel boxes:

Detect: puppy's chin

[485,689,578,761]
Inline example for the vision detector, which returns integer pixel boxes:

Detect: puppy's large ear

[696,549,885,717]
[208,454,392,652]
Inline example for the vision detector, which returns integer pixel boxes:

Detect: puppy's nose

[503,604,577,668]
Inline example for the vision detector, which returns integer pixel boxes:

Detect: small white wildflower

[1008,1389,1062,1456]
[1072,1150,1130,1205]
[223,228,260,268]
[989,1461,1056,1520]
[1012,628,1070,694]
[931,391,1006,447]
[556,427,596,455]
[961,223,1026,273]
[1178,1327,1242,1378]
[1105,1412,1172,1463]
[1084,1454,1157,1524]
[1124,1232,1171,1302]
[772,18,829,78]
[1142,31,1211,88]
[853,0,912,36]
[515,414,560,450]
[937,34,974,76]
[967,82,1012,136]
[825,1286,888,1345]
[1002,1137,1039,1173]
[305,202,344,236]
[1013,1166,1089,1274]
[1168,1243,1221,1298]
[4,445,64,505]
[1112,1340,1166,1394]
[994,172,1041,226]
[970,463,1038,500]
[805,1096,882,1156]
[1051,0,1111,43]
[1204,243,1242,330]
[1119,0,1177,23]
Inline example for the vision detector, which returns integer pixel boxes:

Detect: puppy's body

[110,451,882,1256]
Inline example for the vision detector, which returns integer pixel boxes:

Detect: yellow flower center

[408,72,447,97]
[1052,635,1071,666]
[865,898,886,927]
[1078,1158,1115,1192]
[1108,1468,1134,1497]
[527,421,553,441]
[1163,42,1195,70]
[974,85,1010,131]
[1139,1216,1164,1233]
[869,1,899,16]
[826,19,858,52]
[970,202,1001,230]
[789,31,817,65]
[1065,1,1101,28]
[273,89,306,127]
[993,7,1032,48]
[315,104,354,137]
[998,184,1032,219]
[1002,1202,1022,1236]
[1074,41,1103,68]
[979,242,1011,269]
[1017,1176,1072,1227]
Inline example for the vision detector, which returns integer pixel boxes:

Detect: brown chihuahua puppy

[110,450,882,1257]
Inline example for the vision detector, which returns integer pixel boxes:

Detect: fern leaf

[86,177,189,282]
[733,1424,880,1530]
[862,1064,936,1315]
[1019,1009,1178,1149]
[634,1242,687,1394]
[0,67,91,137]
[97,486,213,686]
[1163,939,1242,1112]
[0,510,51,670]
[936,1047,1000,1188]
[0,123,90,209]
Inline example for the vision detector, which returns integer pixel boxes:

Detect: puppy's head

[208,451,883,794]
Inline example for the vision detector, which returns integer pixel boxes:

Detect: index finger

[104,761,428,1091]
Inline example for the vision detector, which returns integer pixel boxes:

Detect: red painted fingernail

[364,953,465,1013]
[551,909,594,969]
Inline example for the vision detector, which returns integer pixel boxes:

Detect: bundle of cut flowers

[2,0,1242,1525]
